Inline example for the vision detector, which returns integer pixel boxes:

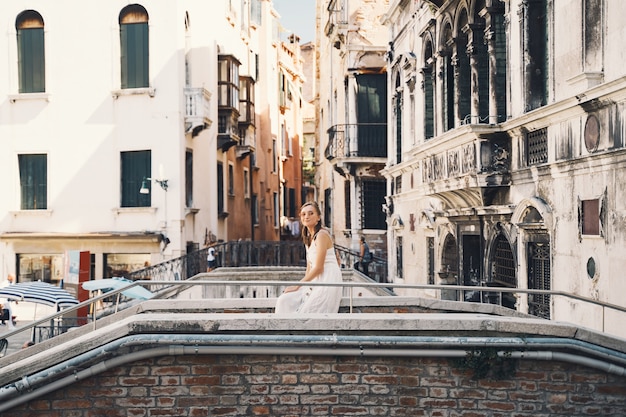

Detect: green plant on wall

[452,348,517,380]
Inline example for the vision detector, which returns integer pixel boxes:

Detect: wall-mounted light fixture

[140,177,169,194]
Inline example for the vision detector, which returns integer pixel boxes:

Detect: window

[279,71,287,107]
[273,192,279,228]
[526,127,548,165]
[493,234,516,286]
[394,76,402,164]
[523,0,548,111]
[121,150,150,208]
[19,153,47,210]
[119,5,149,89]
[324,188,332,228]
[228,163,234,196]
[104,253,151,278]
[581,199,600,236]
[239,76,255,125]
[250,0,262,26]
[17,254,63,284]
[16,10,45,93]
[185,150,193,208]
[287,188,296,218]
[355,74,387,157]
[396,237,403,279]
[252,194,259,225]
[218,55,240,109]
[272,139,277,172]
[217,163,224,215]
[243,168,250,198]
[427,237,435,285]
[422,40,435,140]
[344,180,351,230]
[361,179,386,230]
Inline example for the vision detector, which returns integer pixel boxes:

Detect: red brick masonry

[5,352,626,416]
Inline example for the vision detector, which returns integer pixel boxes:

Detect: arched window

[394,74,402,164]
[456,9,471,125]
[422,39,435,140]
[441,24,455,132]
[119,5,149,89]
[16,10,45,93]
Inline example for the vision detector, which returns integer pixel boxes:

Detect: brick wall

[4,353,626,416]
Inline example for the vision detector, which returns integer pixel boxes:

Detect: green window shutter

[18,28,45,93]
[19,154,47,210]
[121,23,149,89]
[121,150,151,207]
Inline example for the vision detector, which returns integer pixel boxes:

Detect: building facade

[383,0,626,337]
[316,0,391,264]
[0,0,304,283]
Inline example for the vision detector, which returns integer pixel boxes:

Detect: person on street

[206,244,217,272]
[0,274,16,329]
[357,236,372,277]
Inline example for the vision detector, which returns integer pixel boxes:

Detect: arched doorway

[511,198,553,319]
[440,233,458,300]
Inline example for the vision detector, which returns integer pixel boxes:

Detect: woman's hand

[283,285,300,293]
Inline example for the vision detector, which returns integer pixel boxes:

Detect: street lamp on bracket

[140,177,170,251]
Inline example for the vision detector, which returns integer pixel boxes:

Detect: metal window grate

[493,235,516,287]
[526,127,548,165]
[361,180,386,230]
[528,242,551,319]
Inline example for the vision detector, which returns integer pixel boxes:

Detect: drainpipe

[1,334,626,413]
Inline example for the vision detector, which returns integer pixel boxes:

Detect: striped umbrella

[0,281,79,309]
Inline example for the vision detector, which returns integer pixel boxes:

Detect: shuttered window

[121,150,151,208]
[19,154,47,210]
[16,10,45,93]
[581,199,600,236]
[120,5,149,89]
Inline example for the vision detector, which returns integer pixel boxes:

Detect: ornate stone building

[382,0,626,337]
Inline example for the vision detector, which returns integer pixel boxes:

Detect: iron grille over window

[493,235,516,287]
[528,241,551,319]
[526,127,548,165]
[361,180,386,230]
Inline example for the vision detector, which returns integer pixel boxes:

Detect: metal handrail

[2,279,625,352]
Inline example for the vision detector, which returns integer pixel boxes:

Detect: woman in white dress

[275,201,342,314]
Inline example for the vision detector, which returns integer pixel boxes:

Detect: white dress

[275,232,343,314]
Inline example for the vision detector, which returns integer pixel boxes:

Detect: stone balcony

[184,87,211,137]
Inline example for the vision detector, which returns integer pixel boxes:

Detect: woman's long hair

[301,201,323,247]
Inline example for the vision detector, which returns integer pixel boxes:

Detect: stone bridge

[0,268,625,416]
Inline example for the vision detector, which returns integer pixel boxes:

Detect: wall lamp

[140,177,169,194]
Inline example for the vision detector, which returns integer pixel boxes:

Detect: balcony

[218,110,240,151]
[325,123,387,167]
[184,87,211,137]
[418,132,511,209]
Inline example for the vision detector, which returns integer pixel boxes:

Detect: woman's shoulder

[314,228,333,244]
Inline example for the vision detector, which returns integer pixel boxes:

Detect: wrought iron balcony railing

[325,123,387,161]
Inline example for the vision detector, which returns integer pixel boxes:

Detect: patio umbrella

[82,277,154,301]
[0,281,79,309]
